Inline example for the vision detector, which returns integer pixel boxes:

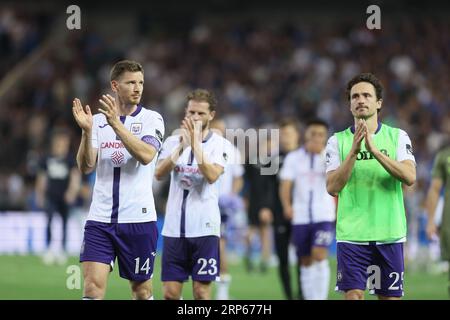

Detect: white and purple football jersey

[279,147,336,224]
[87,106,164,223]
[159,131,228,238]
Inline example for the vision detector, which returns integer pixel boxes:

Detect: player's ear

[209,110,216,121]
[377,98,383,112]
[111,80,119,93]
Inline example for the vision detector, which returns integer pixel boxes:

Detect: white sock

[132,295,154,300]
[300,265,315,300]
[216,274,231,300]
[314,260,330,300]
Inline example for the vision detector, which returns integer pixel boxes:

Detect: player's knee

[83,278,106,299]
[345,290,364,300]
[193,283,211,300]
[163,287,181,300]
[312,250,328,262]
[300,256,313,266]
[132,283,152,300]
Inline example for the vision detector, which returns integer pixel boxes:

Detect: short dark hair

[346,73,383,101]
[306,118,329,130]
[186,89,217,111]
[110,60,144,81]
[279,118,300,131]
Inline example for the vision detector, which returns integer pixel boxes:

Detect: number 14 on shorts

[134,257,153,274]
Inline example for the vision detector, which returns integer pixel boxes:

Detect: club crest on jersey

[130,123,142,135]
[111,150,125,166]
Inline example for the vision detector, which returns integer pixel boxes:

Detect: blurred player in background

[243,132,274,273]
[425,114,450,296]
[210,118,244,300]
[326,73,416,300]
[35,128,81,265]
[156,89,227,300]
[280,119,335,300]
[272,119,301,300]
[73,60,165,300]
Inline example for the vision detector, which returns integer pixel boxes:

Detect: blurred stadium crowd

[0,3,449,256]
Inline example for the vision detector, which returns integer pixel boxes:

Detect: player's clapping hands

[361,120,377,153]
[72,98,93,131]
[181,117,202,147]
[351,119,365,155]
[98,94,120,126]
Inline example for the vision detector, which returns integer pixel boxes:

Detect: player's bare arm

[326,119,365,196]
[183,118,224,183]
[363,122,416,186]
[425,177,443,239]
[98,94,157,165]
[279,179,294,220]
[155,143,184,180]
[73,98,98,174]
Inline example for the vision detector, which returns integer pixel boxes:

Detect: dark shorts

[79,220,158,282]
[292,222,334,258]
[336,242,404,297]
[161,236,220,282]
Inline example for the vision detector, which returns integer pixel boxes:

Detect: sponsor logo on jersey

[356,149,389,160]
[101,141,124,149]
[174,166,201,174]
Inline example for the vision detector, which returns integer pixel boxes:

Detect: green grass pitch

[0,255,447,300]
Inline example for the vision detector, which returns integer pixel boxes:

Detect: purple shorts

[79,220,158,282]
[336,242,404,297]
[161,236,220,282]
[292,222,335,258]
